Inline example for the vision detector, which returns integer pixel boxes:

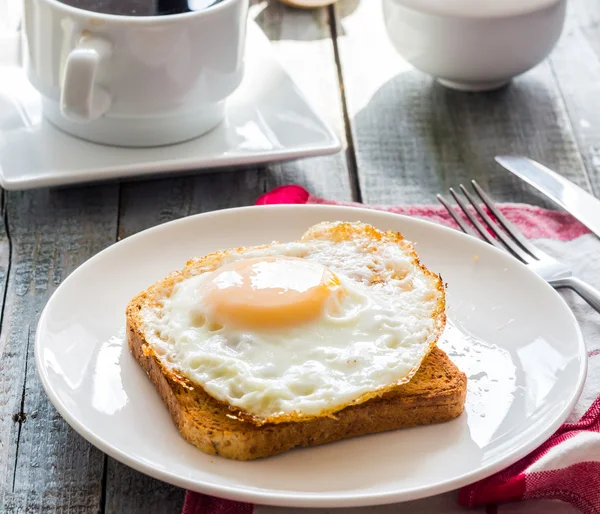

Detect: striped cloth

[183,185,600,514]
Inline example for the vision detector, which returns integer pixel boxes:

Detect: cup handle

[60,34,112,122]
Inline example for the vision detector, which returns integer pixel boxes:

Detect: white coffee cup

[23,0,249,147]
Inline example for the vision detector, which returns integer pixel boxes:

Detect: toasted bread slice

[126,222,464,460]
[127,320,466,460]
[127,222,447,426]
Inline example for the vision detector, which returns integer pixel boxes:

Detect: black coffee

[59,0,225,16]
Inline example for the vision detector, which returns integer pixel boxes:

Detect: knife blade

[495,155,600,239]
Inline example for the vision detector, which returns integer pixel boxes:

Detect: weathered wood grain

[0,186,119,513]
[547,0,600,196]
[333,0,594,206]
[104,458,185,514]
[0,192,14,505]
[117,171,267,238]
[105,2,352,512]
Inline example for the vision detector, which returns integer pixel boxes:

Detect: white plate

[35,205,586,508]
[0,22,340,190]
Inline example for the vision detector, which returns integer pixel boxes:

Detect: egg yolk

[202,256,341,330]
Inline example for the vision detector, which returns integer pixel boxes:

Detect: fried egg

[141,221,445,424]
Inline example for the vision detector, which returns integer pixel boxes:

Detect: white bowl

[382,0,567,91]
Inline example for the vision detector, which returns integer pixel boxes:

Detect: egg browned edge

[126,221,447,427]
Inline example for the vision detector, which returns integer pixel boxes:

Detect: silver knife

[496,155,600,313]
[495,155,600,239]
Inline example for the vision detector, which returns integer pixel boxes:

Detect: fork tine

[471,180,544,260]
[436,194,478,237]
[447,188,507,251]
[459,184,534,263]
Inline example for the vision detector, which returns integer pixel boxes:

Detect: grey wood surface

[1,187,119,512]
[1,0,600,512]
[334,0,595,206]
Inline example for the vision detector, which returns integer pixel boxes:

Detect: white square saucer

[0,22,341,190]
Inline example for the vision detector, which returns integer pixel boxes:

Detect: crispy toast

[126,222,466,460]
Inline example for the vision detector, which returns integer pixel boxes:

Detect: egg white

[141,235,442,421]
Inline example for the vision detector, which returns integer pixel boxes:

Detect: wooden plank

[117,170,267,238]
[0,186,119,512]
[547,0,600,196]
[104,459,185,514]
[0,192,14,506]
[251,2,354,200]
[105,3,353,512]
[333,0,593,206]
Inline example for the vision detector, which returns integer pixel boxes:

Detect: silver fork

[437,180,600,313]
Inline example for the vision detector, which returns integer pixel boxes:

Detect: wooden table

[2,0,600,511]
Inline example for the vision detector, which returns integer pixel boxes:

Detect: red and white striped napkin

[183,185,600,514]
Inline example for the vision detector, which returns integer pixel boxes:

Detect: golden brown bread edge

[126,316,467,461]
